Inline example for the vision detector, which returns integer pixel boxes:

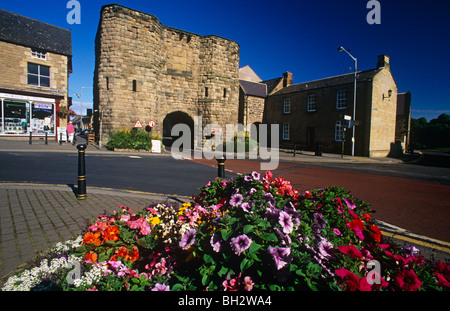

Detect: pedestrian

[67,121,75,145]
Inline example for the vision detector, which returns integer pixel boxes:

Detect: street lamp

[338,46,357,157]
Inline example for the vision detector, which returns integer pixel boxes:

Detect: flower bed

[1,171,449,291]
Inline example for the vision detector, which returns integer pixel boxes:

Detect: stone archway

[162,111,194,148]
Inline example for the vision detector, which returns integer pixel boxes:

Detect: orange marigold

[83,232,101,246]
[84,251,98,262]
[103,225,120,242]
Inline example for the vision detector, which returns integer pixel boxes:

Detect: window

[27,63,50,87]
[31,49,47,60]
[132,80,137,92]
[307,94,317,112]
[335,121,344,141]
[283,98,291,114]
[223,88,227,98]
[205,87,209,97]
[336,90,348,109]
[282,123,290,140]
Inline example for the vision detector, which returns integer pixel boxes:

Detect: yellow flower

[149,217,161,226]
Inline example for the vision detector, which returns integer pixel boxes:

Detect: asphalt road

[0,152,218,197]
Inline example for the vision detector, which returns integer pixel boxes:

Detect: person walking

[67,121,75,145]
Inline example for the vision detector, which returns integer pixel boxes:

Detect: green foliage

[105,128,158,151]
[411,113,450,149]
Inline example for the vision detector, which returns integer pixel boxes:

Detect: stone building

[93,4,240,148]
[265,55,403,157]
[0,9,72,140]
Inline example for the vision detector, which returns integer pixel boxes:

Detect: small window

[223,88,227,98]
[31,49,47,60]
[27,63,50,87]
[106,77,110,90]
[132,80,137,92]
[283,98,291,114]
[335,121,344,141]
[307,94,317,112]
[205,87,209,98]
[336,90,348,109]
[282,123,290,140]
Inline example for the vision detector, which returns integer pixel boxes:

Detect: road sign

[133,120,143,128]
[148,120,156,128]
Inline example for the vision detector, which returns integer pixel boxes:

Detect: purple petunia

[229,193,244,207]
[317,238,334,259]
[230,234,252,256]
[210,233,222,252]
[278,211,294,234]
[152,283,170,291]
[179,229,196,250]
[268,247,291,270]
[251,171,260,180]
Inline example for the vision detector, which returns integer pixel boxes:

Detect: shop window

[27,63,50,87]
[0,99,55,135]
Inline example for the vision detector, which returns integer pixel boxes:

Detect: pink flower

[120,214,130,222]
[333,228,342,236]
[244,276,254,291]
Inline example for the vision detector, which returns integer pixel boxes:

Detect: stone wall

[94,4,240,145]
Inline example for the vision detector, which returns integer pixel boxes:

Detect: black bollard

[76,144,87,200]
[29,132,32,144]
[217,155,226,178]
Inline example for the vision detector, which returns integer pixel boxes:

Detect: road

[0,149,449,244]
[0,152,217,197]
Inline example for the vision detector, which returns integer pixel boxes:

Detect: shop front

[0,91,62,140]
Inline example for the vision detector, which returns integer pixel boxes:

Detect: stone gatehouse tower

[93,4,240,147]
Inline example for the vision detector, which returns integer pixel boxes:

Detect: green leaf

[261,232,278,242]
[221,228,232,241]
[240,258,254,272]
[203,253,215,264]
[248,241,261,255]
[243,224,254,234]
[202,274,210,286]
[218,266,228,277]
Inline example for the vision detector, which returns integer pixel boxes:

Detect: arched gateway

[162,111,194,148]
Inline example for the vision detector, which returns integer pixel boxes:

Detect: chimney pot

[377,54,390,70]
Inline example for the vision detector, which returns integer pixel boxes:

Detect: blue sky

[2,0,449,121]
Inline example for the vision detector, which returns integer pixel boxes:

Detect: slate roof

[0,9,72,56]
[273,69,380,95]
[240,80,267,98]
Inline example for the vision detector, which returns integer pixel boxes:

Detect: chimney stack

[283,72,293,87]
[377,54,390,70]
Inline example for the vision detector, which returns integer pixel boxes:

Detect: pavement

[0,138,448,287]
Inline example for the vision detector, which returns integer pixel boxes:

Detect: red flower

[349,218,365,240]
[435,261,450,288]
[394,269,422,291]
[370,224,382,243]
[335,268,372,291]
[338,245,363,259]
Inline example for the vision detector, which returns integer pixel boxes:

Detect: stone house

[93,4,240,148]
[264,55,404,157]
[0,9,72,140]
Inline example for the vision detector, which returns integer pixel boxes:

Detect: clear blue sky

[2,0,449,121]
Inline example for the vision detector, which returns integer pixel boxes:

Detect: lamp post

[338,46,357,157]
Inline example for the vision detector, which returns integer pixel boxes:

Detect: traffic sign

[148,120,156,128]
[133,120,143,128]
